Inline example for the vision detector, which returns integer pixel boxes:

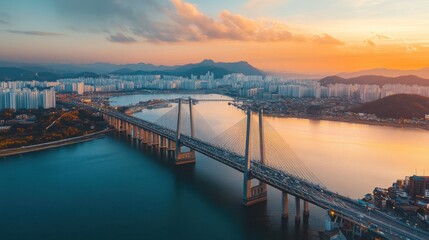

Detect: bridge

[67,98,429,240]
[165,97,238,103]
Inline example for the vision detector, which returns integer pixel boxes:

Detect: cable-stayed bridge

[66,98,429,240]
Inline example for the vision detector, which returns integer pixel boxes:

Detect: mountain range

[336,68,429,79]
[0,59,264,81]
[319,75,429,86]
[2,59,429,83]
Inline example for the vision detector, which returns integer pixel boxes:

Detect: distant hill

[0,67,102,82]
[320,75,429,86]
[337,68,429,79]
[0,59,264,81]
[119,59,264,78]
[171,59,263,77]
[350,94,429,119]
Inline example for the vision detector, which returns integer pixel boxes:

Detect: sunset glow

[1,0,429,73]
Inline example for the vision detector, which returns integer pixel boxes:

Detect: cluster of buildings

[116,73,218,90]
[0,87,56,110]
[370,176,429,226]
[8,73,429,104]
[57,78,134,93]
[3,73,429,107]
[237,80,429,102]
[277,83,429,102]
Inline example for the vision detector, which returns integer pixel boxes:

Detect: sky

[0,0,429,74]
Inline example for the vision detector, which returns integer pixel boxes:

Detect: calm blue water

[0,135,322,240]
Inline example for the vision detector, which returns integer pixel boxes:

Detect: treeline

[0,108,107,149]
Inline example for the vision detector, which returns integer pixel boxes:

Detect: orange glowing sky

[1,0,429,74]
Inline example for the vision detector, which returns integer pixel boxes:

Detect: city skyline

[1,0,429,74]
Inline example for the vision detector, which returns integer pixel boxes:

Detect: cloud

[6,30,65,36]
[0,11,11,25]
[312,33,345,46]
[51,0,344,45]
[406,45,417,52]
[404,41,417,52]
[365,39,376,47]
[107,33,137,43]
[373,33,390,40]
[356,0,385,7]
[166,0,344,44]
[244,0,287,11]
[168,0,301,42]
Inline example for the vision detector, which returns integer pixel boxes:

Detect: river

[1,93,428,240]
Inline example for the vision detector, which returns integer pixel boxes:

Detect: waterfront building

[408,176,429,199]
[0,87,56,110]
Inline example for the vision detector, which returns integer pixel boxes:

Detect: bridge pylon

[174,98,196,165]
[242,109,267,206]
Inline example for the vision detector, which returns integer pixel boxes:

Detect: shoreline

[0,128,111,157]
[265,114,429,131]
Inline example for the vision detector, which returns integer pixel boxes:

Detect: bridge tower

[242,109,268,206]
[174,97,196,165]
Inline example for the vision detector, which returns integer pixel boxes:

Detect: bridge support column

[117,119,121,131]
[282,192,289,219]
[128,123,133,137]
[138,128,143,145]
[158,136,167,158]
[303,201,310,218]
[174,99,196,165]
[295,196,301,222]
[133,125,138,139]
[118,119,122,131]
[160,137,167,149]
[243,109,267,206]
[146,131,153,147]
[125,122,131,136]
[167,140,176,159]
[152,133,159,152]
[141,129,147,144]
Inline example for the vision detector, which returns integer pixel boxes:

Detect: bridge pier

[242,109,267,206]
[141,129,147,145]
[115,119,119,130]
[295,196,301,222]
[158,137,167,158]
[138,128,144,146]
[128,123,133,137]
[167,140,175,158]
[174,99,196,165]
[303,201,310,218]
[120,120,123,132]
[133,125,138,139]
[126,122,132,138]
[160,137,167,149]
[282,192,289,219]
[243,180,267,206]
[113,117,117,129]
[152,133,159,146]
